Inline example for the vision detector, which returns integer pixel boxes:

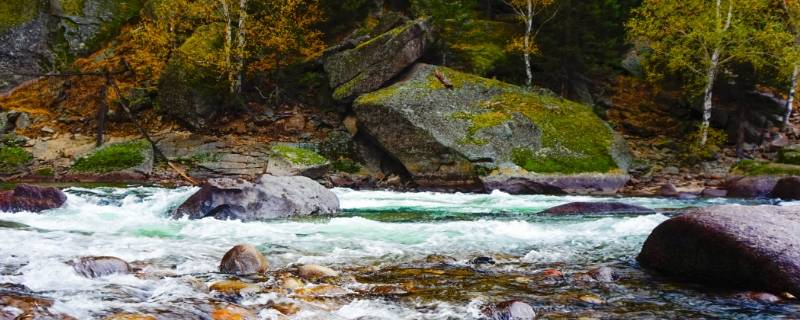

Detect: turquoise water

[0,187,797,319]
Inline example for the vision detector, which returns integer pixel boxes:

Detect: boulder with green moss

[324,18,432,102]
[267,145,331,179]
[778,145,800,165]
[54,0,143,54]
[71,139,153,175]
[0,145,33,175]
[353,63,630,194]
[157,24,229,130]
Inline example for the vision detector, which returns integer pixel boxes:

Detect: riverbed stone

[770,176,800,200]
[724,176,779,198]
[296,264,340,279]
[0,185,67,213]
[638,205,800,296]
[72,256,131,278]
[482,300,536,320]
[219,244,269,275]
[173,175,339,221]
[541,202,655,215]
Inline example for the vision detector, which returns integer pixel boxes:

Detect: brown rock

[297,264,339,279]
[701,188,728,198]
[771,176,800,200]
[219,244,269,275]
[725,176,779,198]
[0,185,67,213]
[541,202,655,215]
[72,256,131,278]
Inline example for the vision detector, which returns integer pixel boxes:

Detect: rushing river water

[0,187,798,319]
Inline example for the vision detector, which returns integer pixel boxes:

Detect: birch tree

[501,0,557,87]
[218,0,248,95]
[628,0,782,145]
[781,0,800,125]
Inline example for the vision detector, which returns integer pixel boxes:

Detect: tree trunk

[523,0,533,87]
[700,48,720,146]
[220,0,234,94]
[786,64,798,126]
[234,0,247,95]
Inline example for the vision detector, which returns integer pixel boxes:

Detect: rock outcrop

[541,202,655,215]
[324,19,432,102]
[173,175,339,221]
[72,256,131,278]
[353,64,630,193]
[0,185,67,213]
[266,145,330,179]
[219,244,269,275]
[771,177,800,200]
[638,205,800,296]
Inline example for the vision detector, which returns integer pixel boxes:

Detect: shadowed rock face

[541,202,655,215]
[0,185,67,213]
[771,177,800,200]
[219,244,269,275]
[725,176,779,198]
[638,205,800,296]
[173,175,339,222]
[72,256,130,278]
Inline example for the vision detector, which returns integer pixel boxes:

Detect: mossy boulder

[266,145,331,179]
[353,64,630,193]
[778,145,800,166]
[71,139,153,174]
[324,18,432,102]
[54,0,143,54]
[0,146,33,175]
[157,24,229,130]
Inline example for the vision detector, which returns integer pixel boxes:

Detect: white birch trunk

[787,65,799,125]
[234,0,247,95]
[523,0,533,87]
[700,49,720,146]
[220,0,234,94]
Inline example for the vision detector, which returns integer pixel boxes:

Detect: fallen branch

[434,69,453,89]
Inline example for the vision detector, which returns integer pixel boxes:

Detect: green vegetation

[72,140,150,173]
[493,90,617,173]
[60,0,85,16]
[732,160,800,176]
[332,158,361,173]
[452,111,511,145]
[271,145,328,166]
[34,167,55,177]
[0,146,33,175]
[0,0,39,34]
[779,146,800,165]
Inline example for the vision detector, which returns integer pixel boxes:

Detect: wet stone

[72,256,131,278]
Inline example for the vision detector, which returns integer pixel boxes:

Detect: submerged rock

[0,185,67,213]
[72,256,131,278]
[725,176,779,198]
[770,176,800,200]
[482,300,536,320]
[0,283,75,319]
[354,64,630,194]
[219,244,269,275]
[541,202,654,215]
[296,264,339,279]
[173,175,339,221]
[638,205,800,296]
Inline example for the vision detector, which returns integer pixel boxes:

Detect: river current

[0,187,798,319]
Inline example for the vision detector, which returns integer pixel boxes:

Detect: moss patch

[332,158,361,173]
[778,147,800,166]
[271,145,328,166]
[452,111,511,145]
[0,0,39,34]
[60,0,85,16]
[731,160,800,176]
[0,146,33,174]
[72,140,149,173]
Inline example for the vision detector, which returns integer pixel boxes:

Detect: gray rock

[266,145,330,179]
[324,19,432,102]
[483,300,536,320]
[638,205,800,296]
[701,188,728,198]
[173,175,340,221]
[541,202,655,215]
[219,244,269,275]
[482,171,631,195]
[72,256,131,278]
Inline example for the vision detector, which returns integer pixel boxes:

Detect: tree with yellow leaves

[502,0,558,87]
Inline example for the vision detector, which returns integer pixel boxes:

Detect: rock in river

[724,176,778,198]
[770,176,800,200]
[173,175,339,221]
[0,185,67,213]
[72,256,131,278]
[219,244,269,275]
[541,202,655,215]
[638,205,800,296]
[482,300,536,320]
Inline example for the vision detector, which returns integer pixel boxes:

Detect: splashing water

[0,187,796,319]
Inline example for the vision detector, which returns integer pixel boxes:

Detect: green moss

[60,0,85,16]
[446,20,515,76]
[72,140,149,173]
[778,147,800,165]
[332,158,361,173]
[34,167,54,176]
[452,111,511,145]
[493,90,617,174]
[271,145,328,166]
[355,20,414,50]
[731,160,800,176]
[0,0,39,34]
[0,146,33,175]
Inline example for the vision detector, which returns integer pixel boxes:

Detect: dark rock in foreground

[173,175,339,221]
[72,256,131,278]
[541,202,655,215]
[725,176,778,198]
[219,244,269,275]
[0,185,67,213]
[638,205,800,296]
[771,177,800,200]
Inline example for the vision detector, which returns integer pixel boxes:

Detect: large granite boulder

[0,185,67,213]
[173,175,339,221]
[771,176,800,200]
[353,64,630,193]
[724,176,779,198]
[541,202,655,216]
[324,19,432,102]
[638,205,800,296]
